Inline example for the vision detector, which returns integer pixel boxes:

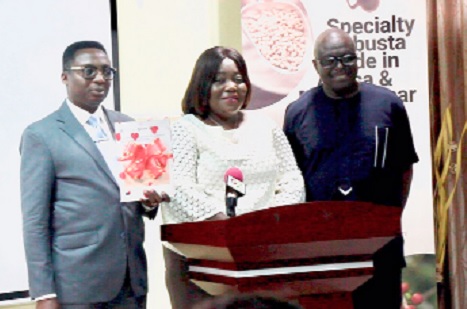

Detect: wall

[117,0,242,119]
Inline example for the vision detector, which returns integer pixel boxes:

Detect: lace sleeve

[163,120,224,223]
[272,127,305,206]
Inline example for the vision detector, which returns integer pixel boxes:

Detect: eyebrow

[215,71,241,75]
[80,64,112,67]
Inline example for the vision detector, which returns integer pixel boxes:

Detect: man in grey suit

[20,41,167,309]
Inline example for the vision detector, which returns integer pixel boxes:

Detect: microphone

[224,167,246,217]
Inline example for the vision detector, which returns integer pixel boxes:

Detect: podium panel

[161,201,402,308]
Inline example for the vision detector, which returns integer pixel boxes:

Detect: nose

[335,59,345,68]
[93,70,106,83]
[225,78,238,90]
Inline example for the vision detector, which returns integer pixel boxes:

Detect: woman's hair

[181,46,252,118]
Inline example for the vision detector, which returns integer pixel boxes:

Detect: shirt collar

[66,99,106,126]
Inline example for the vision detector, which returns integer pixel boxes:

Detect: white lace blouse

[161,112,305,225]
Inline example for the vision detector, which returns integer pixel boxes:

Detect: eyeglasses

[66,66,117,80]
[316,54,358,68]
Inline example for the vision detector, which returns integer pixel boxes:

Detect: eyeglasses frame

[315,54,358,69]
[66,65,117,80]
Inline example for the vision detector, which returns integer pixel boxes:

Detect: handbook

[115,119,173,202]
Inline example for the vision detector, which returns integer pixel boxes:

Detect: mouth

[90,88,106,96]
[222,95,240,103]
[332,72,352,81]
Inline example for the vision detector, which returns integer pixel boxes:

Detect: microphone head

[224,167,244,183]
[224,167,246,196]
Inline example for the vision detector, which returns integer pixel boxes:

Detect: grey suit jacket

[20,102,156,303]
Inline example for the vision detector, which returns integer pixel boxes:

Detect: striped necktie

[87,115,108,142]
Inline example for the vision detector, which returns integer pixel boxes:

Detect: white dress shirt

[66,100,122,183]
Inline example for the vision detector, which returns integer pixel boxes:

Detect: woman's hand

[205,212,230,221]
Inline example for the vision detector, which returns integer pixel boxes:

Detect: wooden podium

[161,201,402,309]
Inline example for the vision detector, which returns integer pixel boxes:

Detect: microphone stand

[226,194,237,217]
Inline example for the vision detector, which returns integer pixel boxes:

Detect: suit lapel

[102,107,117,138]
[56,102,118,186]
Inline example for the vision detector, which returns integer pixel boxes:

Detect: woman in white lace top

[161,46,305,309]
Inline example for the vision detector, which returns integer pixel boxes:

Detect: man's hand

[140,189,170,209]
[401,166,414,208]
[36,298,60,309]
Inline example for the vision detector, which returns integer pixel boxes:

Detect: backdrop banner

[241,0,436,306]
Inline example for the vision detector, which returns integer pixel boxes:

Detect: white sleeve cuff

[142,204,156,212]
[35,294,57,301]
